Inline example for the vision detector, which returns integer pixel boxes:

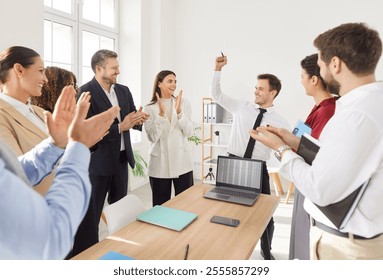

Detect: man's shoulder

[79,78,97,91]
[114,83,130,92]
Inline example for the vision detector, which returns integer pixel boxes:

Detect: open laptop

[203,155,263,206]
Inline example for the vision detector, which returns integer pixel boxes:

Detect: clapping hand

[120,106,149,131]
[174,90,183,114]
[44,85,77,148]
[249,126,287,151]
[155,92,166,117]
[68,92,120,147]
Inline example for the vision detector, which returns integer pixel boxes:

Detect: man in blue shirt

[0,87,119,259]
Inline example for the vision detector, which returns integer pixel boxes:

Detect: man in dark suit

[67,49,148,257]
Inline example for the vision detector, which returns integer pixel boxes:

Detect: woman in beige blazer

[0,46,55,195]
[144,70,194,206]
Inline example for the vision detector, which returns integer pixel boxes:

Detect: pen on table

[184,244,189,260]
[221,51,225,57]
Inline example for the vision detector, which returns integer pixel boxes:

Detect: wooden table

[72,184,280,260]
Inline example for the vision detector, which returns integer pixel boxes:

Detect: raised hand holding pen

[215,52,227,71]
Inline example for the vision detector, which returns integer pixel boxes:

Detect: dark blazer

[79,77,141,176]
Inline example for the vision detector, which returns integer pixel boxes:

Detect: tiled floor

[99,182,294,260]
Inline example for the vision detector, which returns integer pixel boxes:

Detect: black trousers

[150,171,194,206]
[228,153,274,260]
[259,165,275,260]
[66,153,128,259]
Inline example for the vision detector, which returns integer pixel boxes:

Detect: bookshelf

[201,97,232,184]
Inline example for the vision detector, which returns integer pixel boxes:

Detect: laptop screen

[216,156,263,192]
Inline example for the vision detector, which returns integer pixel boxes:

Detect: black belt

[312,219,382,240]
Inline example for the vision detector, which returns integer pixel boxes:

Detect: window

[44,0,72,14]
[44,19,73,71]
[44,0,118,84]
[82,0,115,28]
[80,29,115,83]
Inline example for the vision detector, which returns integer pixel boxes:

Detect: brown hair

[31,66,77,112]
[91,49,118,73]
[301,54,327,91]
[257,73,282,98]
[314,23,382,75]
[0,46,40,83]
[148,70,176,105]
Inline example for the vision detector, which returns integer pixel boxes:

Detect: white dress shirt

[0,93,47,133]
[280,82,383,238]
[103,84,125,151]
[210,71,290,161]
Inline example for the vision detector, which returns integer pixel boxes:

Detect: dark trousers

[228,153,274,260]
[66,154,128,258]
[260,165,275,260]
[150,171,194,206]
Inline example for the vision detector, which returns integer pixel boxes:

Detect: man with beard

[67,49,148,257]
[250,23,383,259]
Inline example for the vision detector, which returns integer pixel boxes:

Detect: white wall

[0,0,44,53]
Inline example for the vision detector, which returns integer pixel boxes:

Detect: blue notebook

[98,251,134,260]
[136,205,198,231]
[292,120,312,138]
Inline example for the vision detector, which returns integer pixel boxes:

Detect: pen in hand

[221,51,225,57]
[184,244,189,260]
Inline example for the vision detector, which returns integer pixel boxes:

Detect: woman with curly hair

[31,66,77,112]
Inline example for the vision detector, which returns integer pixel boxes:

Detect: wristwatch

[274,145,292,161]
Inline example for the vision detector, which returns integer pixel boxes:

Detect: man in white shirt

[211,56,290,259]
[251,22,383,259]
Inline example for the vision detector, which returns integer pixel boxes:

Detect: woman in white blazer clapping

[144,70,194,206]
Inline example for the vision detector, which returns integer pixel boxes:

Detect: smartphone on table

[210,215,240,227]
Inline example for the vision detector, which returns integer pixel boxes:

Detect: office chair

[101,194,147,235]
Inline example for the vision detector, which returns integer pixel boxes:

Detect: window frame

[44,0,119,85]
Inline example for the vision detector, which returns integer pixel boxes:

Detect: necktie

[243,108,267,158]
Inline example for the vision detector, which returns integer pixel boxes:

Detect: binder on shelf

[211,103,216,123]
[210,103,224,123]
[203,103,208,123]
[207,103,212,123]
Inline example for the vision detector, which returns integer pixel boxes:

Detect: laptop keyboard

[211,188,258,199]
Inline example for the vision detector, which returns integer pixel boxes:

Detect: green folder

[136,205,198,231]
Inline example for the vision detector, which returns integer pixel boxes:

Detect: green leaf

[130,149,148,177]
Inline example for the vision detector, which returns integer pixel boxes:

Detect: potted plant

[188,126,202,145]
[130,149,148,177]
